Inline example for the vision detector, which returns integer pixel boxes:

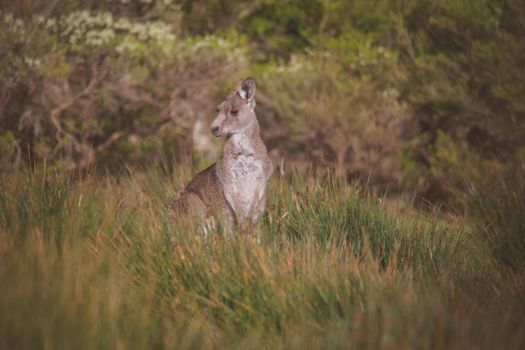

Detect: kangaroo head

[210,78,257,137]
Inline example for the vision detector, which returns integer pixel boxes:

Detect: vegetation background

[1,0,524,349]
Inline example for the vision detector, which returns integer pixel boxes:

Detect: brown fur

[168,164,235,226]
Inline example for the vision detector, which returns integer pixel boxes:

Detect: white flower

[114,18,131,30]
[35,15,46,24]
[24,57,42,67]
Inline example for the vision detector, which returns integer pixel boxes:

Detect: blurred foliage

[0,5,246,171]
[259,49,410,187]
[1,0,524,202]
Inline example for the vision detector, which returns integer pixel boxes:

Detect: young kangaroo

[169,78,273,231]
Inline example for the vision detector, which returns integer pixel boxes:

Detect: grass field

[0,163,524,349]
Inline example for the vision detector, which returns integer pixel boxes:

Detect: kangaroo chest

[220,152,265,222]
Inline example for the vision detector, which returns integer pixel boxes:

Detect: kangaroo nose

[211,126,220,135]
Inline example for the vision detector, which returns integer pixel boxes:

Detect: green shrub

[0,10,247,172]
[258,46,411,188]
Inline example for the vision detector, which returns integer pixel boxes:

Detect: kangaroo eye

[230,110,239,117]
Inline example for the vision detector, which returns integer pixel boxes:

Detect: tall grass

[463,169,525,271]
[0,165,523,349]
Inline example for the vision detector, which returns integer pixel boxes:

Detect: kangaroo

[168,78,273,231]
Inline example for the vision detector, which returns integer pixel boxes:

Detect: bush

[0,10,247,171]
[395,0,525,199]
[258,43,412,189]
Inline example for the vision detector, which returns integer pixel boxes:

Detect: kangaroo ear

[239,78,256,103]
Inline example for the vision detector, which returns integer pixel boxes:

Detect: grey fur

[169,78,273,231]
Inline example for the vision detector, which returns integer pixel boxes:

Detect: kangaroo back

[168,164,234,227]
